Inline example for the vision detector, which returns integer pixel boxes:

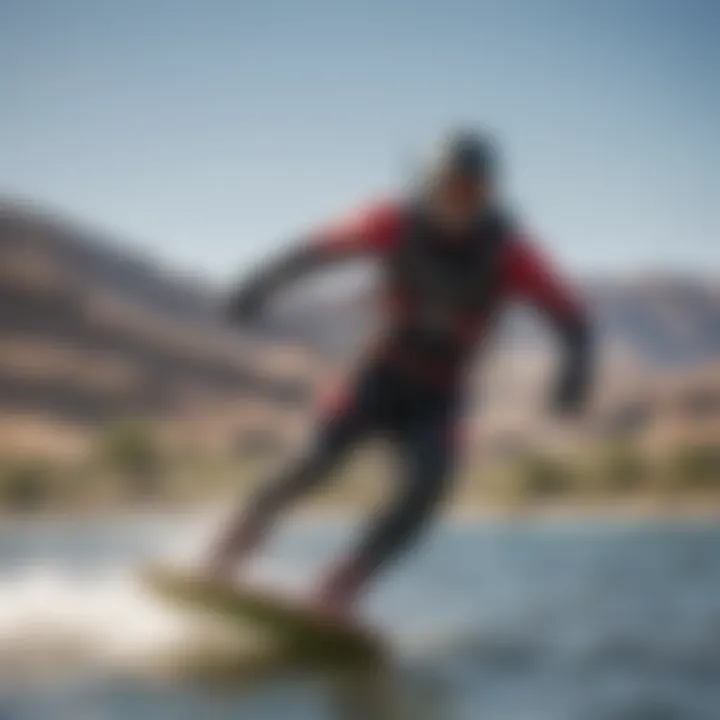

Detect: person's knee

[413,447,454,498]
[402,481,447,535]
[398,450,455,537]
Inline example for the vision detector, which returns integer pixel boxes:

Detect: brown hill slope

[0,200,316,432]
[1,197,718,458]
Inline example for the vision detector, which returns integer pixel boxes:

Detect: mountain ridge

[1,197,718,438]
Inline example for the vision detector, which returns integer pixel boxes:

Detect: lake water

[1,514,720,719]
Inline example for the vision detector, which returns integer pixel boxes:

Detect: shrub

[597,443,647,492]
[515,452,575,498]
[0,459,55,511]
[670,443,720,489]
[98,419,163,499]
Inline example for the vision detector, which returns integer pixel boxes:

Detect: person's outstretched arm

[503,236,594,415]
[224,202,402,323]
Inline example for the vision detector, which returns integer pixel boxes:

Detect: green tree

[515,452,575,498]
[670,443,720,489]
[0,459,54,511]
[99,419,163,500]
[598,442,647,492]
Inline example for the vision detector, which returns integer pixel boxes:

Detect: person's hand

[222,286,264,324]
[548,378,585,418]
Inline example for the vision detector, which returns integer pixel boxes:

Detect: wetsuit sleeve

[224,202,401,322]
[503,238,594,413]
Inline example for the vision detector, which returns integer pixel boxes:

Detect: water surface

[1,515,719,719]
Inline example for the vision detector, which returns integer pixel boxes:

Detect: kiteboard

[142,565,385,666]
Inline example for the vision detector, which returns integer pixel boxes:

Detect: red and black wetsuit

[226,199,592,604]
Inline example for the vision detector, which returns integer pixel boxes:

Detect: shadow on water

[155,647,453,720]
[327,666,450,720]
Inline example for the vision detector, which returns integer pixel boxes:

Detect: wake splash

[0,562,304,681]
[0,567,181,674]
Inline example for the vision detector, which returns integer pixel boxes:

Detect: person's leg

[207,366,386,575]
[316,398,458,613]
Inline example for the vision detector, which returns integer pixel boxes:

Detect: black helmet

[428,128,498,183]
[418,129,499,232]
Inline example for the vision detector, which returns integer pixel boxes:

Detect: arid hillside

[1,198,718,460]
[0,200,323,457]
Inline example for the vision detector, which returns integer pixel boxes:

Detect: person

[207,129,593,620]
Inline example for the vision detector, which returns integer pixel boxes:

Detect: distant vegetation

[97,418,164,500]
[0,458,57,511]
[0,434,718,514]
[513,452,578,498]
[669,443,720,489]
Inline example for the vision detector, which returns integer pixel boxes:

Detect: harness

[381,204,512,370]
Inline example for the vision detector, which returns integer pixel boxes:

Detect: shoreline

[3,492,720,526]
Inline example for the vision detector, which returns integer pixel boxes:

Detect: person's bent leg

[207,366,387,575]
[208,413,362,575]
[316,408,457,614]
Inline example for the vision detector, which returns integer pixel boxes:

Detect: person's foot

[312,558,368,625]
[205,517,264,579]
[311,590,356,625]
[204,550,235,581]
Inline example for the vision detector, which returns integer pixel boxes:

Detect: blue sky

[2,0,718,280]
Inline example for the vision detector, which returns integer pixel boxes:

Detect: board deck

[142,565,385,666]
